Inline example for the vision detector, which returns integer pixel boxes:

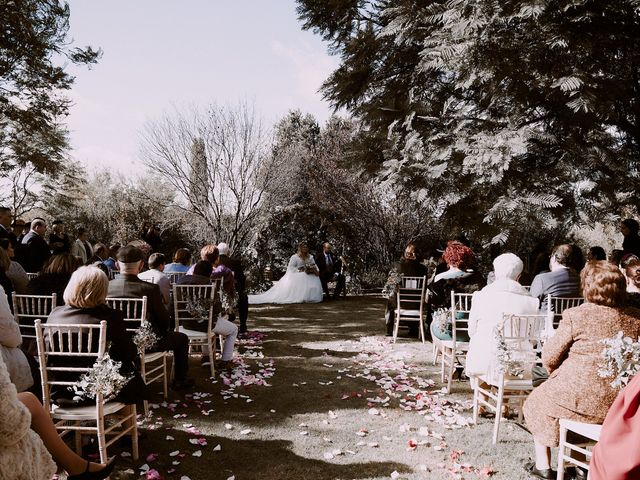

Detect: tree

[296,0,640,248]
[139,103,276,252]
[1,0,100,174]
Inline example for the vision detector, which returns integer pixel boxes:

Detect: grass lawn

[99,295,543,480]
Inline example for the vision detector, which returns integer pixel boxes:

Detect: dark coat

[315,251,342,282]
[26,273,72,304]
[529,267,581,310]
[47,233,71,255]
[108,274,170,337]
[0,225,18,248]
[20,231,51,273]
[219,255,246,292]
[45,304,150,404]
[176,274,211,286]
[398,258,428,278]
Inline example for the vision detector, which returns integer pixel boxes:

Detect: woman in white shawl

[465,253,540,385]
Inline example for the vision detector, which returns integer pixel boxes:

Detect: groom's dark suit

[315,250,345,298]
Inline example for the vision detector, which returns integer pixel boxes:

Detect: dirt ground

[96,295,544,480]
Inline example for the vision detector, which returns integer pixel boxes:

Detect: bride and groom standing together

[248,242,346,304]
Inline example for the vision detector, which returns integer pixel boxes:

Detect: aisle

[108,296,534,480]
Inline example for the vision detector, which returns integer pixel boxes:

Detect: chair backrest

[34,319,107,411]
[450,292,474,343]
[173,281,220,332]
[26,272,39,280]
[547,296,585,328]
[167,272,186,284]
[12,293,57,341]
[105,296,148,332]
[397,276,427,312]
[499,313,547,371]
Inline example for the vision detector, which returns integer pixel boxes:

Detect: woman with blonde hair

[45,266,148,406]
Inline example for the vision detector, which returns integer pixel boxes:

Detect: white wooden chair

[105,296,168,416]
[173,281,221,378]
[392,276,427,343]
[167,272,186,284]
[26,272,39,280]
[547,295,584,329]
[556,419,601,480]
[440,292,474,393]
[12,293,57,351]
[34,320,138,463]
[472,313,547,444]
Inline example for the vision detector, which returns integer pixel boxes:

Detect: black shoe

[171,378,195,390]
[565,466,588,480]
[67,457,117,480]
[524,461,556,479]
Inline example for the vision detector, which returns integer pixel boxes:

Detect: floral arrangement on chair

[432,307,452,337]
[494,327,528,378]
[382,271,403,299]
[132,320,159,354]
[185,296,213,323]
[220,290,239,316]
[598,331,640,389]
[69,354,131,402]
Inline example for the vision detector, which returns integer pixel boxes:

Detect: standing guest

[315,242,346,300]
[138,253,171,306]
[20,218,51,273]
[529,244,581,311]
[0,206,18,247]
[522,261,640,479]
[26,253,80,302]
[0,238,29,293]
[218,242,249,334]
[587,246,607,261]
[108,246,193,390]
[13,219,28,242]
[621,218,640,258]
[103,243,121,273]
[70,228,93,264]
[141,224,162,253]
[208,246,235,297]
[164,248,192,274]
[47,220,70,255]
[0,281,33,392]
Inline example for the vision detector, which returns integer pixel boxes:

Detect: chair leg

[418,319,425,344]
[143,400,149,417]
[557,424,567,480]
[492,384,504,445]
[472,384,479,424]
[209,339,216,378]
[162,355,168,399]
[131,405,139,460]
[447,357,454,394]
[392,312,400,344]
[441,349,447,383]
[74,424,82,455]
[97,417,108,464]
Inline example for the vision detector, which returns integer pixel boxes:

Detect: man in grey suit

[108,246,193,390]
[530,244,581,311]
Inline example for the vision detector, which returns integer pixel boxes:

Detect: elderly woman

[523,261,640,479]
[46,266,148,406]
[465,253,539,385]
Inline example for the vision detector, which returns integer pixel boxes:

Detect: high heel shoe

[67,457,117,480]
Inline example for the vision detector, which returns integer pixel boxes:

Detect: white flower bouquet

[69,353,131,402]
[133,320,159,354]
[597,331,640,389]
[494,327,528,378]
[382,271,402,299]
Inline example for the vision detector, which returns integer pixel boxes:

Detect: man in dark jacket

[108,246,193,390]
[315,242,346,300]
[20,218,51,273]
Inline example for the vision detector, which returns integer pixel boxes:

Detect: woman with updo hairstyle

[429,241,485,341]
[522,261,640,479]
[26,253,81,303]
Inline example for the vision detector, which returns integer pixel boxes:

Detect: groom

[315,242,346,300]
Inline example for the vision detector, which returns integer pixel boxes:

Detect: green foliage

[1,0,101,174]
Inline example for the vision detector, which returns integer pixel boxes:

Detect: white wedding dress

[249,254,323,304]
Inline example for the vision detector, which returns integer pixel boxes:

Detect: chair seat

[143,351,166,362]
[52,401,127,419]
[559,419,602,441]
[480,375,534,390]
[441,340,470,350]
[395,308,421,317]
[178,326,211,339]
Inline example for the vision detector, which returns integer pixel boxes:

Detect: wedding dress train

[249,254,323,304]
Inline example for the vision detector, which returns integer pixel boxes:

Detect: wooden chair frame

[472,313,547,444]
[440,292,474,393]
[105,296,168,416]
[557,419,601,480]
[35,320,138,463]
[12,292,57,350]
[392,276,427,344]
[546,295,584,330]
[167,272,186,284]
[173,281,222,378]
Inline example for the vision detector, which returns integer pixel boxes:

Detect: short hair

[148,253,166,269]
[609,249,625,266]
[588,246,607,261]
[41,253,80,276]
[0,238,10,250]
[173,248,191,265]
[31,218,46,229]
[0,207,10,215]
[551,244,575,268]
[108,244,121,257]
[443,242,475,270]
[217,242,230,256]
[622,218,640,234]
[117,245,143,263]
[0,247,10,271]
[92,243,108,259]
[493,253,523,280]
[581,260,627,307]
[624,259,640,290]
[76,227,86,236]
[63,266,109,308]
[193,260,213,277]
[200,244,219,264]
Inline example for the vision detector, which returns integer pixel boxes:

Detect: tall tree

[1,0,100,174]
[297,0,640,248]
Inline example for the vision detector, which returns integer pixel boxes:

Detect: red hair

[443,242,475,270]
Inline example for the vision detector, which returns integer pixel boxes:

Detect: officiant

[315,242,345,300]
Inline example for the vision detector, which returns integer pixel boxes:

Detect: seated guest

[209,246,235,297]
[87,243,108,264]
[164,248,192,273]
[218,242,249,334]
[0,283,33,392]
[523,261,640,479]
[587,246,607,261]
[429,241,485,342]
[0,245,15,300]
[529,244,581,311]
[138,253,170,305]
[176,260,237,369]
[108,246,193,390]
[0,354,118,480]
[384,243,429,336]
[590,372,640,480]
[465,253,539,385]
[621,218,640,258]
[623,259,640,308]
[46,266,149,406]
[48,220,70,255]
[20,218,51,273]
[26,253,80,302]
[70,228,93,264]
[103,243,120,273]
[0,238,29,293]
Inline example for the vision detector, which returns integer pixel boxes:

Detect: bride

[249,243,324,304]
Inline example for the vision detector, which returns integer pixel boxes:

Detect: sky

[65,1,339,174]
